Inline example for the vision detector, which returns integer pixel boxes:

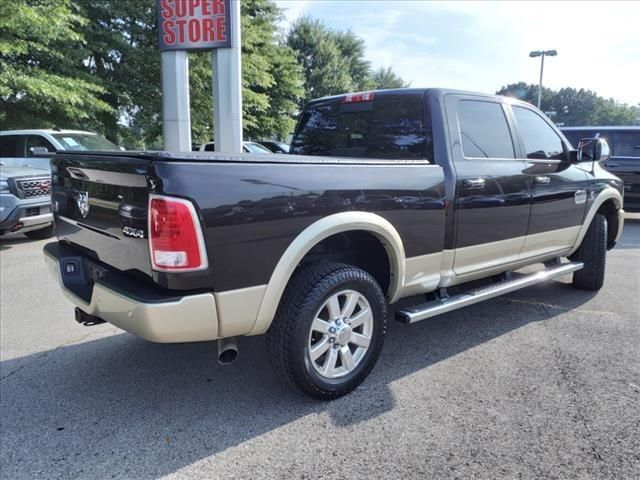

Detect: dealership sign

[157,0,231,50]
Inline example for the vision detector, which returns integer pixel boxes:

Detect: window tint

[26,135,56,156]
[457,101,514,158]
[0,135,21,157]
[613,132,640,158]
[513,107,565,160]
[291,94,432,161]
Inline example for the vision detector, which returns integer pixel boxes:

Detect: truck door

[509,105,588,258]
[445,95,532,275]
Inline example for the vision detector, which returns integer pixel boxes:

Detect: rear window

[290,94,432,161]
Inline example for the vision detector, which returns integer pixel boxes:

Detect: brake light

[148,195,208,272]
[342,91,375,103]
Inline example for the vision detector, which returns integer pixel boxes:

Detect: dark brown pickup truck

[44,88,625,399]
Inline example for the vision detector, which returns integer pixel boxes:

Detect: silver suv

[0,129,119,238]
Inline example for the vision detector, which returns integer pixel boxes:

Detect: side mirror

[576,138,611,163]
[29,146,55,157]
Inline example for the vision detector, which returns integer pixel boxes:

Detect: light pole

[529,49,557,109]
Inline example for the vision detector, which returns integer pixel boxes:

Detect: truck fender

[248,211,406,336]
[568,186,623,256]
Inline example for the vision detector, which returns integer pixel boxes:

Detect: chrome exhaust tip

[217,337,238,365]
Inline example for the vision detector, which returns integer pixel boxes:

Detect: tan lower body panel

[214,285,267,337]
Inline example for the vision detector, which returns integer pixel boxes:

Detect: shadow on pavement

[0,234,34,251]
[0,280,597,479]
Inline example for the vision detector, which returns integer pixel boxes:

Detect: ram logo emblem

[77,191,90,218]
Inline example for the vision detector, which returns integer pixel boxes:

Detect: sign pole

[161,50,192,152]
[212,0,243,153]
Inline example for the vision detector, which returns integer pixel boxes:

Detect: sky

[275,0,640,106]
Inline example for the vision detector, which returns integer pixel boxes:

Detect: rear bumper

[43,242,219,343]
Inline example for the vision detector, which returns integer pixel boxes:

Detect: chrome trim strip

[397,262,583,323]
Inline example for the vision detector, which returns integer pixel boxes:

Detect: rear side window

[613,132,640,158]
[512,106,564,160]
[457,101,514,159]
[0,135,21,157]
[291,94,432,161]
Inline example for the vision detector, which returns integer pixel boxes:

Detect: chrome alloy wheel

[307,289,374,379]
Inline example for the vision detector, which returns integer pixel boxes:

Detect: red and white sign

[157,0,231,50]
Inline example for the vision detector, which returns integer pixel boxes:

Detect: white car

[198,141,272,154]
[0,129,119,170]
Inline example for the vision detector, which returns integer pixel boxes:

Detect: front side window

[26,135,56,156]
[613,132,640,158]
[513,107,565,160]
[457,100,515,159]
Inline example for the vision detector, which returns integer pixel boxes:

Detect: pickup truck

[44,88,625,399]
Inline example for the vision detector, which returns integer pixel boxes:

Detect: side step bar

[396,261,583,324]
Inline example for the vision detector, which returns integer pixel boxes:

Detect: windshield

[244,142,272,154]
[52,133,119,151]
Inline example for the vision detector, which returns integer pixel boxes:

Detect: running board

[396,262,583,324]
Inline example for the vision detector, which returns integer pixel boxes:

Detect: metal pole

[161,50,192,152]
[212,0,243,153]
[537,53,545,109]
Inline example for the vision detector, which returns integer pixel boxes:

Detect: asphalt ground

[1,215,639,479]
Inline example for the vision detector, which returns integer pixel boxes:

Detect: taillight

[342,91,375,103]
[148,195,208,272]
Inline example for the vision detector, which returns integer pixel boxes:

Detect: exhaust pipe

[217,337,238,365]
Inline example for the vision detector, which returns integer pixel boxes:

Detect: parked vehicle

[257,140,290,154]
[199,141,273,154]
[0,129,119,170]
[561,126,639,212]
[0,165,53,238]
[44,88,624,399]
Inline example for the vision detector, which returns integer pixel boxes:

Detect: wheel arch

[569,187,623,256]
[249,212,406,335]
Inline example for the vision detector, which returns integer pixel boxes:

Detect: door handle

[462,178,485,190]
[534,176,551,185]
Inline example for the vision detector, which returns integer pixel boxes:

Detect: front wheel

[570,214,607,291]
[267,262,387,400]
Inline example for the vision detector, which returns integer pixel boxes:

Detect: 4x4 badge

[77,191,90,218]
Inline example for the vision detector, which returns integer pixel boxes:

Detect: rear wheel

[24,223,55,240]
[570,214,607,291]
[267,262,387,400]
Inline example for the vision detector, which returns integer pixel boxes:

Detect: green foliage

[287,16,407,106]
[497,82,639,126]
[0,0,113,129]
[371,67,410,90]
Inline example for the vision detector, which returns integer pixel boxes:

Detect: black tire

[570,214,607,291]
[267,262,387,400]
[24,223,55,240]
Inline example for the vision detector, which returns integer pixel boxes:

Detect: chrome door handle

[535,176,551,185]
[462,178,485,190]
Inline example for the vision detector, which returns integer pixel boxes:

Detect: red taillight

[342,91,375,103]
[148,195,208,272]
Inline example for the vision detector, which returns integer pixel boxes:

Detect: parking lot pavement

[0,217,638,480]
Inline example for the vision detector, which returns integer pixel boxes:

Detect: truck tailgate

[51,153,154,277]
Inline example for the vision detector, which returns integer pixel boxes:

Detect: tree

[287,16,407,106]
[371,67,410,90]
[497,82,638,126]
[0,0,112,129]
